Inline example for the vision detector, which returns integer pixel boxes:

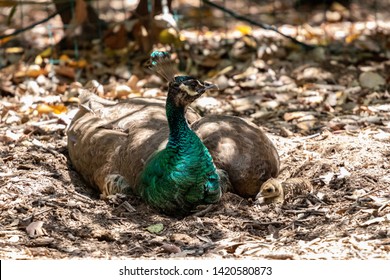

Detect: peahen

[68,51,222,216]
[67,51,280,215]
[136,52,223,215]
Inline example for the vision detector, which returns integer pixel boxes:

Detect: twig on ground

[202,0,316,50]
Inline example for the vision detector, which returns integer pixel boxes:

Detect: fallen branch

[0,8,64,41]
[202,0,315,50]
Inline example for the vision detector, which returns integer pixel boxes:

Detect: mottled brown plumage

[192,115,279,197]
[257,177,313,204]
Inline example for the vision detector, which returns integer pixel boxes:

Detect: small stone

[194,96,221,112]
[359,72,385,89]
[36,75,47,86]
[26,80,40,95]
[215,75,229,91]
[115,84,131,98]
[143,88,160,98]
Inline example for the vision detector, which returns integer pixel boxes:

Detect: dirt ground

[1,0,390,260]
[1,115,389,259]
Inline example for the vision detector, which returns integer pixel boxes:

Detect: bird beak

[203,82,218,91]
[197,82,218,94]
[255,193,263,200]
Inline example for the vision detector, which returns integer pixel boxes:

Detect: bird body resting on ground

[67,51,280,215]
[136,75,222,215]
[192,115,279,198]
[68,51,222,216]
[257,177,313,204]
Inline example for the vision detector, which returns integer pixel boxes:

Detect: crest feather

[150,51,176,82]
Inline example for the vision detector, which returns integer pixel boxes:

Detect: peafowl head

[150,51,217,107]
[169,76,217,107]
[257,178,283,199]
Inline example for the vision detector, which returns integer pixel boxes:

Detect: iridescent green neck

[165,95,192,147]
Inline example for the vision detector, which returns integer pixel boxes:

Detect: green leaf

[145,223,164,234]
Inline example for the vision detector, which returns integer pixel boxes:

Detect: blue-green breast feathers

[137,130,221,216]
